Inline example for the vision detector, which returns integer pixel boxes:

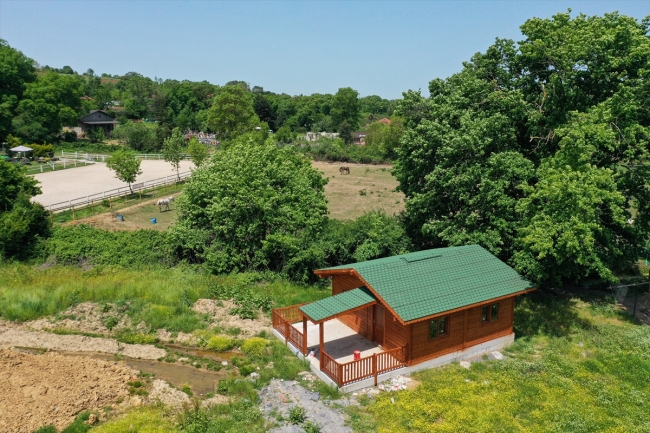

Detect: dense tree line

[394,12,650,284]
[0,39,394,148]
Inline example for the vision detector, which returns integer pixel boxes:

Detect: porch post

[319,322,324,370]
[302,315,308,355]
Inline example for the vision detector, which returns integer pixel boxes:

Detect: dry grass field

[63,195,180,231]
[312,161,404,220]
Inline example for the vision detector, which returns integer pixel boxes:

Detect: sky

[1,1,648,99]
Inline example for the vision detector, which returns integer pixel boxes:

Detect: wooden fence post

[91,199,94,214]
[285,321,289,346]
[303,316,308,355]
[71,205,75,221]
[49,211,53,227]
[373,354,378,386]
[338,363,343,387]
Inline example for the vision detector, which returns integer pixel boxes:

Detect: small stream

[14,345,241,396]
[62,350,236,396]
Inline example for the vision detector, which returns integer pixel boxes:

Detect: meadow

[347,289,650,433]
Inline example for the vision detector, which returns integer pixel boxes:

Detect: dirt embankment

[0,349,137,432]
[0,319,166,360]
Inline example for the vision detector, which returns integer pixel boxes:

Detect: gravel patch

[260,379,353,433]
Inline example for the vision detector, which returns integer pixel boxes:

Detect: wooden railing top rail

[273,302,309,323]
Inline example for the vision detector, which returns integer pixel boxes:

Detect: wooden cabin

[272,245,535,391]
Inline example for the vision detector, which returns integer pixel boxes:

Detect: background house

[79,110,119,136]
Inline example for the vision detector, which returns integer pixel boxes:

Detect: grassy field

[313,161,404,220]
[347,288,650,433]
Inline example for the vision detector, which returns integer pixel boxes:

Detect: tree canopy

[0,160,49,259]
[172,142,328,275]
[106,149,142,193]
[206,85,260,141]
[394,11,650,284]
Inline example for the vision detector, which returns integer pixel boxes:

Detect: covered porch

[272,288,406,389]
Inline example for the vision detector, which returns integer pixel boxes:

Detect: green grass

[0,265,327,330]
[348,290,650,433]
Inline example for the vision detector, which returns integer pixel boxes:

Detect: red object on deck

[353,350,361,360]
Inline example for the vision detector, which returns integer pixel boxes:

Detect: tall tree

[206,85,259,141]
[331,87,360,130]
[0,160,49,259]
[172,142,328,275]
[162,127,185,181]
[0,40,36,142]
[394,11,650,284]
[187,137,210,168]
[106,149,142,193]
[12,72,85,142]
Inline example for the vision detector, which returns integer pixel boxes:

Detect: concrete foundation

[274,326,515,393]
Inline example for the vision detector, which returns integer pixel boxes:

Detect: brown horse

[339,166,350,175]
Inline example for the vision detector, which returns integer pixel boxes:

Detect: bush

[116,331,159,345]
[241,337,269,357]
[238,364,256,376]
[206,335,235,352]
[43,225,174,268]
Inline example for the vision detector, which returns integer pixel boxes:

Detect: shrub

[206,335,235,352]
[238,364,256,376]
[116,331,159,345]
[241,337,269,357]
[43,225,174,268]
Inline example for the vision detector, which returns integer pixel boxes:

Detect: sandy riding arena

[31,160,194,208]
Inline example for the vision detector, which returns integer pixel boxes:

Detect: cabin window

[491,303,499,321]
[481,303,500,323]
[429,317,448,339]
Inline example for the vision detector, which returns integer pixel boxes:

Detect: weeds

[288,406,307,424]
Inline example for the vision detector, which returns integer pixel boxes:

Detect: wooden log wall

[409,296,515,364]
[465,297,514,344]
[331,274,365,295]
[383,309,408,350]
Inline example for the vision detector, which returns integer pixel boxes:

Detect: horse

[155,196,175,212]
[339,166,350,175]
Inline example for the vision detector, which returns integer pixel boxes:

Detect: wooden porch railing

[321,350,341,384]
[287,323,305,354]
[341,354,374,384]
[320,347,407,388]
[272,303,309,354]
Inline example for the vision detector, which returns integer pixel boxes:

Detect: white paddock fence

[60,151,191,162]
[46,171,192,214]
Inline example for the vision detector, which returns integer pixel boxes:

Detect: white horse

[155,196,174,212]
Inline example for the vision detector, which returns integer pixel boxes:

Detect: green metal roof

[317,245,533,323]
[300,286,377,322]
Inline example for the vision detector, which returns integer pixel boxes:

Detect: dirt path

[0,349,137,432]
[0,320,166,360]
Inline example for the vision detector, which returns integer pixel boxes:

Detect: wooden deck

[273,305,406,387]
